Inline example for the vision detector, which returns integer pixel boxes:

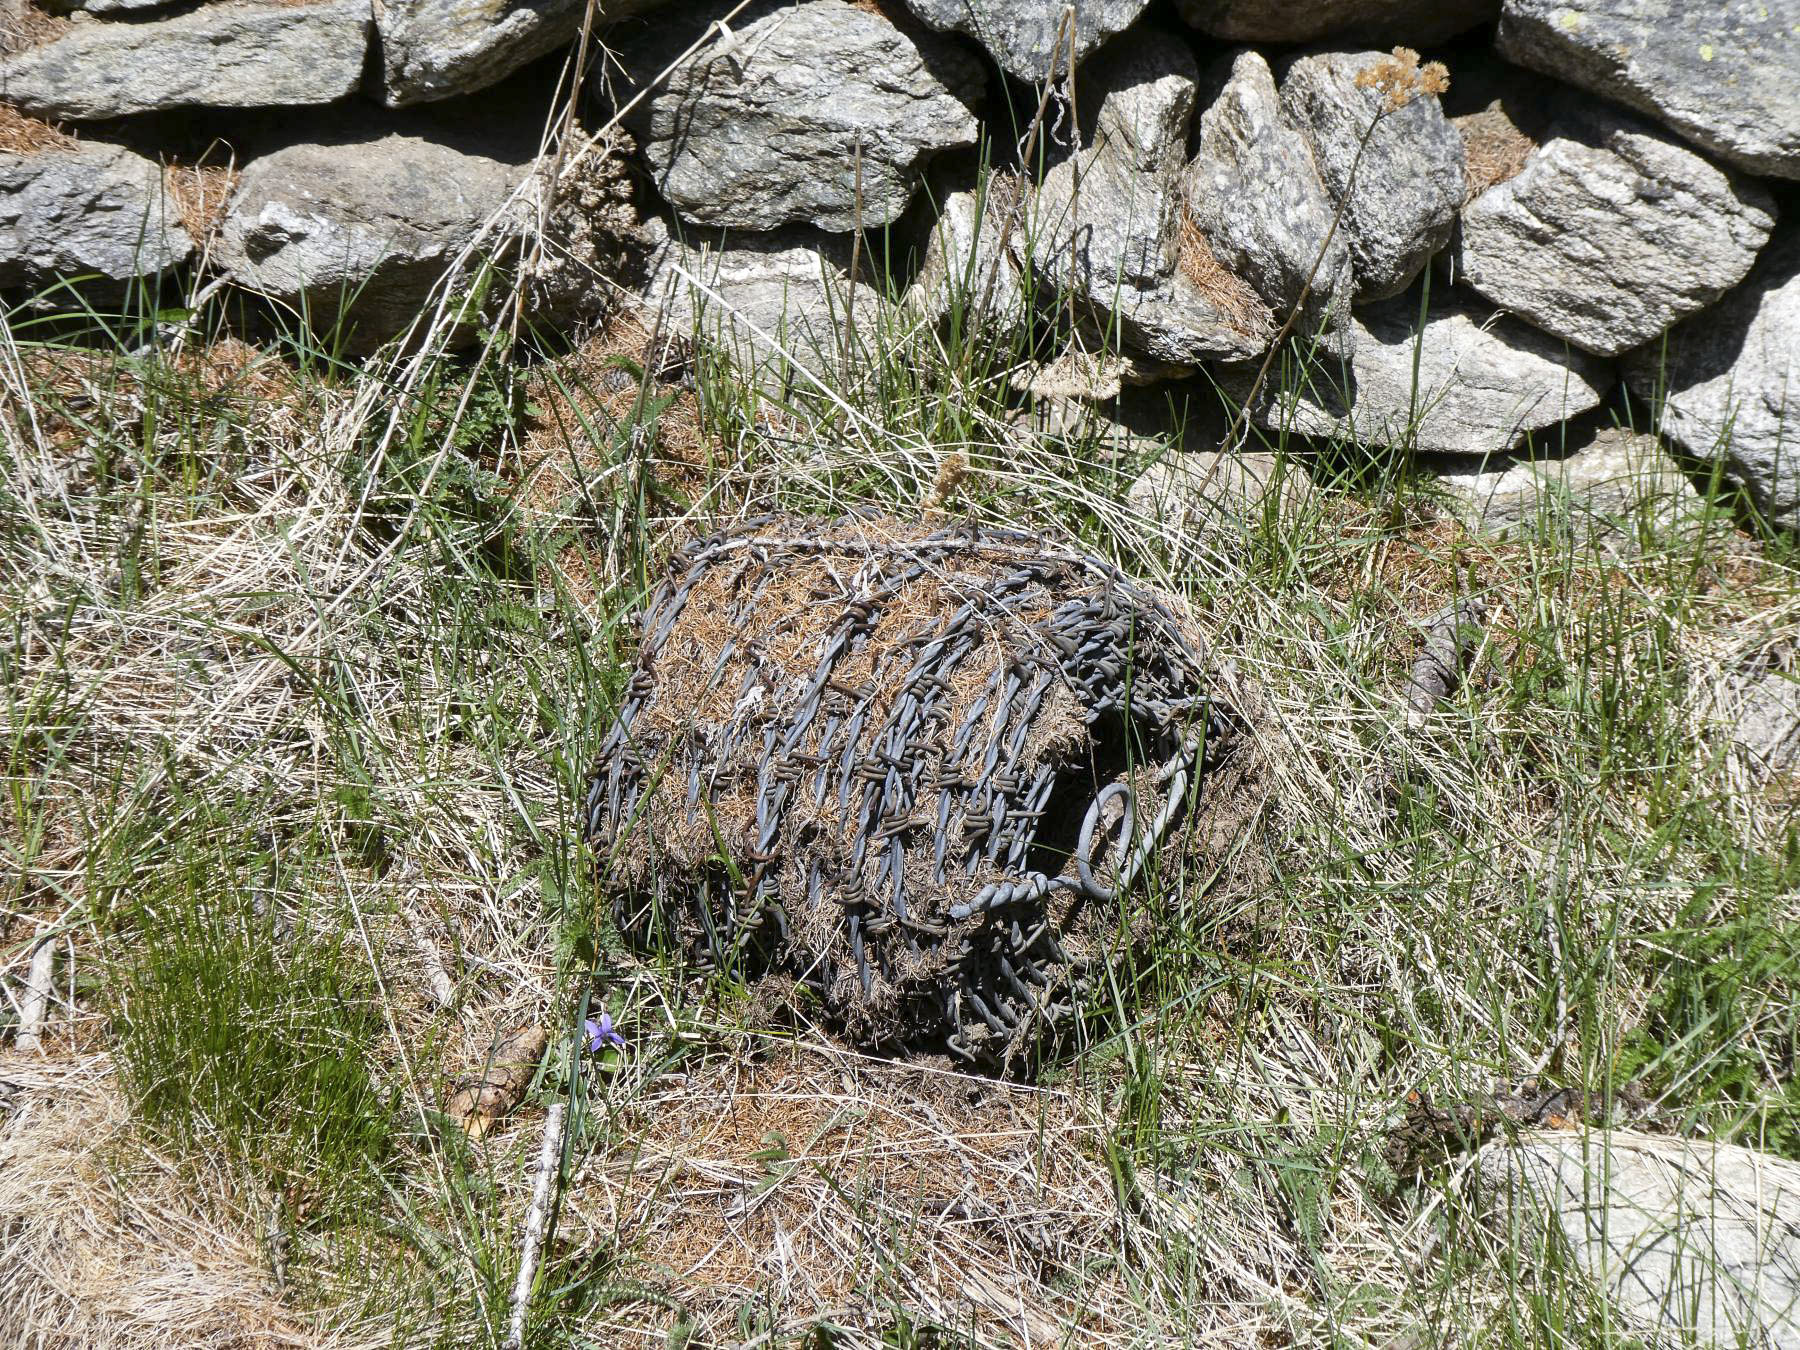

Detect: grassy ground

[1,198,1797,1349]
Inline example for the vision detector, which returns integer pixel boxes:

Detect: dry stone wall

[1,0,1797,527]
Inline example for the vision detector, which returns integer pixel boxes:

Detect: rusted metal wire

[585,516,1252,1066]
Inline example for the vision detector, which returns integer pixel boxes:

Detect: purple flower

[583,1013,625,1054]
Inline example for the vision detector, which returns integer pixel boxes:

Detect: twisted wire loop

[585,515,1251,1069]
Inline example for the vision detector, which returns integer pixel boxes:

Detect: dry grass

[0,0,70,56]
[3,298,1797,1340]
[0,1055,369,1349]
[1456,102,1538,201]
[542,1038,1149,1344]
[1176,211,1273,339]
[0,100,77,154]
[165,162,241,248]
[518,310,710,520]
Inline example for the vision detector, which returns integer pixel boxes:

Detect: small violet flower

[583,1012,625,1055]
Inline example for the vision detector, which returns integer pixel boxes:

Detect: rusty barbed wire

[585,515,1256,1067]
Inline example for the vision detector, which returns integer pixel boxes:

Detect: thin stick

[843,131,863,375]
[15,932,55,1054]
[402,902,457,1009]
[502,1102,567,1350]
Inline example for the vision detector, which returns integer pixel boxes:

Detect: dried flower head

[924,449,969,515]
[1354,46,1451,111]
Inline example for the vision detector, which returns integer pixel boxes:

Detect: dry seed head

[1354,46,1451,111]
[925,449,970,515]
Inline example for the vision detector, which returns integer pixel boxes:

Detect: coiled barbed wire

[585,516,1249,1066]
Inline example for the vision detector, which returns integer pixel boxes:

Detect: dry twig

[15,933,56,1055]
[1403,598,1488,730]
[502,1102,567,1350]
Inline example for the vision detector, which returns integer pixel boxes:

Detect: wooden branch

[401,903,456,1009]
[15,933,55,1055]
[1404,598,1487,730]
[502,1102,567,1350]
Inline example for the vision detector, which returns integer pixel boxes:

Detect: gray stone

[1177,0,1495,43]
[1498,0,1800,181]
[629,0,981,233]
[899,0,1150,82]
[1624,229,1800,531]
[379,0,573,106]
[1029,31,1273,366]
[1253,289,1612,454]
[1726,645,1800,778]
[1012,349,1195,403]
[1434,426,1704,543]
[215,133,533,354]
[0,141,191,287]
[1128,451,1317,539]
[0,0,369,120]
[1186,51,1352,349]
[1007,352,1225,450]
[375,0,668,105]
[1457,105,1776,359]
[637,216,882,373]
[45,0,178,13]
[908,180,1028,332]
[1480,1130,1800,1348]
[1280,49,1466,301]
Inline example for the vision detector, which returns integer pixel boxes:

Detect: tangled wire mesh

[585,516,1265,1067]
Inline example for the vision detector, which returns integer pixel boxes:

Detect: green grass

[1,156,1798,1348]
[103,790,397,1217]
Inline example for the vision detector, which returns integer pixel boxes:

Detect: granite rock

[375,0,673,104]
[908,180,1028,331]
[1457,104,1776,358]
[900,0,1150,81]
[382,0,583,106]
[1623,228,1800,530]
[1128,450,1317,539]
[1186,51,1352,350]
[1498,0,1800,181]
[1280,49,1466,301]
[0,140,191,287]
[1030,31,1273,366]
[1252,288,1612,454]
[44,0,177,13]
[629,0,982,233]
[1481,1130,1800,1348]
[0,0,369,119]
[1434,427,1703,543]
[215,131,533,353]
[637,216,882,372]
